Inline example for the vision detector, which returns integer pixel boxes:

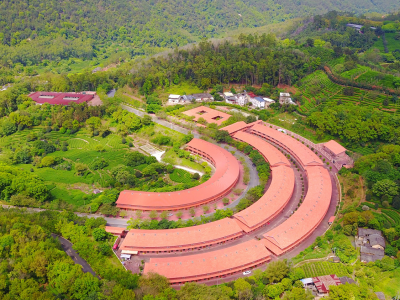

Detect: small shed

[328,216,335,225]
[323,140,347,157]
[300,278,314,287]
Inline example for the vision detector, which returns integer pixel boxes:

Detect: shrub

[222,198,230,205]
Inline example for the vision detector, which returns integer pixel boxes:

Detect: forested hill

[1,0,399,50]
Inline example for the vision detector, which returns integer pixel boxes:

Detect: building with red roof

[263,166,332,255]
[182,106,231,126]
[234,165,294,232]
[105,227,126,236]
[323,140,347,157]
[220,120,262,136]
[313,275,341,294]
[233,131,291,167]
[143,239,271,284]
[250,124,323,168]
[120,218,243,253]
[29,91,94,106]
[116,138,240,211]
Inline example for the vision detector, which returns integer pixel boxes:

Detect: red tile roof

[313,275,341,293]
[234,165,294,232]
[324,140,347,156]
[116,138,240,210]
[120,218,243,252]
[143,239,271,283]
[250,124,323,167]
[233,131,291,167]
[28,92,94,105]
[263,166,332,255]
[182,106,231,126]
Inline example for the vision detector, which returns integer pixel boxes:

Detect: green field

[300,261,350,278]
[373,32,400,53]
[162,149,205,172]
[296,71,399,114]
[169,168,194,183]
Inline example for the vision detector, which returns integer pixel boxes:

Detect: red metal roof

[28,91,94,105]
[116,138,240,210]
[233,131,291,167]
[182,106,231,126]
[313,275,341,293]
[324,140,347,156]
[220,121,249,134]
[250,124,323,167]
[120,218,243,252]
[328,216,335,223]
[143,239,271,283]
[234,165,294,232]
[263,166,332,255]
[105,227,126,236]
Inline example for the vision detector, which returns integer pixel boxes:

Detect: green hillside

[0,0,399,66]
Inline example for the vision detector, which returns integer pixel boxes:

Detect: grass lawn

[136,123,185,144]
[162,149,205,172]
[169,168,195,183]
[50,187,89,206]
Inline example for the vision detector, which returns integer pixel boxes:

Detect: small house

[225,95,238,105]
[357,228,385,250]
[192,93,214,102]
[263,97,275,107]
[250,97,266,108]
[236,93,249,106]
[360,246,384,263]
[328,216,335,225]
[313,275,341,294]
[168,94,181,103]
[180,95,195,103]
[279,92,296,105]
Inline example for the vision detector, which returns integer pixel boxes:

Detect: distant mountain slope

[0,0,398,49]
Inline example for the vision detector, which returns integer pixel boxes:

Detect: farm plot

[300,261,350,278]
[381,209,400,226]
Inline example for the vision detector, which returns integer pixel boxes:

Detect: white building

[237,93,249,106]
[279,92,296,105]
[263,97,275,107]
[168,94,181,103]
[250,97,266,108]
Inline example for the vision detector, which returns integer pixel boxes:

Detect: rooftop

[233,131,291,167]
[358,228,382,237]
[360,246,384,262]
[251,124,323,167]
[169,94,180,99]
[105,226,126,236]
[263,166,332,255]
[312,275,341,293]
[116,138,240,210]
[234,165,295,232]
[119,218,243,251]
[29,92,94,105]
[324,140,347,156]
[182,106,231,125]
[143,239,271,282]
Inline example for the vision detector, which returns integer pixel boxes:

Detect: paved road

[51,233,99,278]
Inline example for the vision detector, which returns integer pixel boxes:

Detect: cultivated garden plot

[300,261,350,278]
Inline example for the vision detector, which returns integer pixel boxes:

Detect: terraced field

[296,71,399,114]
[381,209,400,226]
[300,261,350,278]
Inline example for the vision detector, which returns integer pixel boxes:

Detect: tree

[92,228,108,241]
[189,208,196,217]
[234,278,252,300]
[202,205,209,214]
[149,210,158,219]
[160,211,168,219]
[222,198,230,205]
[142,115,153,126]
[264,260,289,283]
[175,211,183,219]
[283,287,314,300]
[86,117,101,136]
[135,210,143,219]
[214,130,231,143]
[372,179,398,199]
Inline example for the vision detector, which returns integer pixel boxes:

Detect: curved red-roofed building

[234,165,295,232]
[250,124,322,168]
[143,239,271,284]
[120,218,244,253]
[116,138,240,211]
[233,131,291,167]
[262,166,332,255]
[220,120,262,136]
